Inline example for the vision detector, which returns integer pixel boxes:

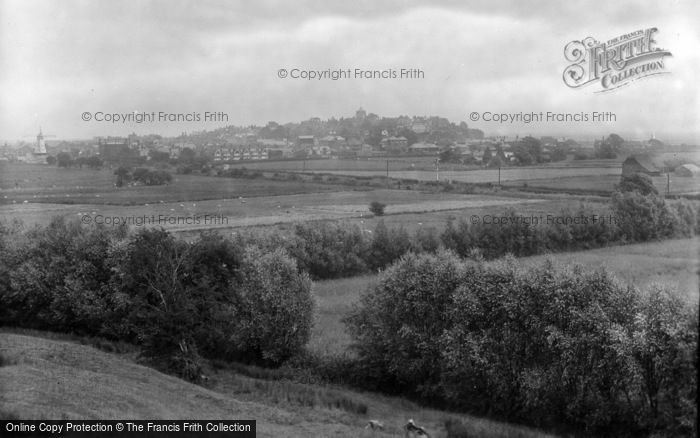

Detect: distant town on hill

[0,108,690,168]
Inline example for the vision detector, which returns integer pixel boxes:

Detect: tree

[513,136,543,164]
[482,147,493,165]
[179,147,196,163]
[369,201,386,216]
[56,152,72,168]
[114,166,131,187]
[46,155,56,165]
[617,173,658,195]
[439,148,462,164]
[596,134,624,159]
[86,156,103,169]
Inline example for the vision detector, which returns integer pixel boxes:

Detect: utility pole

[386,160,389,189]
[498,165,501,187]
[435,158,440,181]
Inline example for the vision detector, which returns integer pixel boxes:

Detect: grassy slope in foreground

[0,333,556,438]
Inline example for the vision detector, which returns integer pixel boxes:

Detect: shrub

[233,246,314,364]
[3,217,127,334]
[346,253,698,435]
[369,201,386,216]
[611,191,678,241]
[617,173,659,195]
[366,221,413,270]
[286,222,368,279]
[345,251,464,397]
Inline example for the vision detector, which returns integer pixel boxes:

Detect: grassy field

[309,238,699,358]
[0,189,554,232]
[0,331,556,438]
[219,156,464,172]
[0,163,361,206]
[298,167,625,184]
[504,174,700,195]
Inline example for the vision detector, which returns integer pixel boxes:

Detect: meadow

[0,187,555,232]
[0,163,356,206]
[308,237,700,357]
[0,331,558,438]
[504,174,700,195]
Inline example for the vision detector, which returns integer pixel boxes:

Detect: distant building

[675,163,700,178]
[98,137,136,162]
[411,123,428,134]
[622,155,662,176]
[381,136,408,153]
[408,142,439,155]
[297,135,317,147]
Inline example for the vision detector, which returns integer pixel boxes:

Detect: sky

[1,0,699,143]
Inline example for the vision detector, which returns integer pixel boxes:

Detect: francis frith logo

[563,28,672,92]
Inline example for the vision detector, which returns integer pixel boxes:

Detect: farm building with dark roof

[675,163,700,177]
[622,155,662,177]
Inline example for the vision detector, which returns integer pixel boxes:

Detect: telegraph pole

[386,160,389,189]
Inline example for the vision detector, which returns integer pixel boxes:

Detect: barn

[622,155,661,177]
[675,163,700,178]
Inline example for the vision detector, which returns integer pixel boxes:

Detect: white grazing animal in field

[404,419,430,437]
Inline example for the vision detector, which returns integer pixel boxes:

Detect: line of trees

[232,180,699,280]
[0,220,314,380]
[114,167,173,187]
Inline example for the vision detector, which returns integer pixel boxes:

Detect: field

[504,174,700,195]
[0,187,558,232]
[222,156,464,172]
[0,163,357,206]
[224,158,624,183]
[308,238,700,357]
[0,332,556,438]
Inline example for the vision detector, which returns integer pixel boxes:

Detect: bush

[286,222,368,279]
[366,221,412,270]
[617,173,659,195]
[0,220,316,380]
[611,191,679,241]
[233,246,314,364]
[369,201,386,216]
[346,252,698,435]
[345,251,464,397]
[2,217,127,334]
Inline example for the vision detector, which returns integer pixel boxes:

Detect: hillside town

[1,108,689,172]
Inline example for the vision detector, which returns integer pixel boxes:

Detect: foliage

[346,252,698,436]
[56,152,72,167]
[0,220,314,379]
[288,222,368,279]
[131,167,173,185]
[611,191,679,241]
[617,173,659,196]
[114,166,131,187]
[369,201,386,216]
[366,220,412,270]
[234,246,314,363]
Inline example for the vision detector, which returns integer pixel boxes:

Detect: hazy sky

[1,0,698,143]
